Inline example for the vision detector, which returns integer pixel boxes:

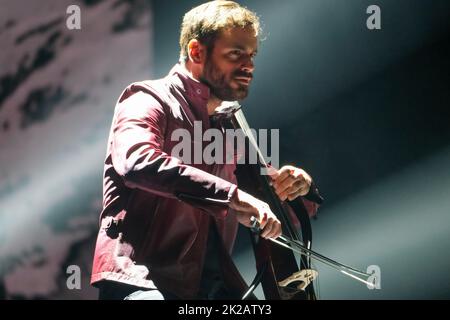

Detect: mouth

[234,77,252,85]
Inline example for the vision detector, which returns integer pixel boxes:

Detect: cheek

[217,59,238,76]
[210,56,239,85]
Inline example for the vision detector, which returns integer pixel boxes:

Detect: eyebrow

[228,45,258,54]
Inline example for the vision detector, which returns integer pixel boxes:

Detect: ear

[187,39,206,64]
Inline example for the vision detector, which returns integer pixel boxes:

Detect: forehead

[214,26,258,51]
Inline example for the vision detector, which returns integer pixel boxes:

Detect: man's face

[200,26,258,101]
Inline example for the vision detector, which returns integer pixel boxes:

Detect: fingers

[286,189,306,201]
[272,167,312,201]
[256,204,281,239]
[287,188,304,201]
[251,204,281,239]
[257,210,268,229]
[272,167,298,191]
[260,215,282,239]
[231,189,281,239]
[271,166,292,185]
[282,180,310,200]
[275,177,299,200]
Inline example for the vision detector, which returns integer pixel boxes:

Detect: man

[91,1,319,300]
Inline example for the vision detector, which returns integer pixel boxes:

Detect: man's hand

[270,165,312,202]
[229,189,281,239]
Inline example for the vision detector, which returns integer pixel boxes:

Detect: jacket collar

[168,63,211,119]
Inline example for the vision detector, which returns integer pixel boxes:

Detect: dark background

[153,0,450,299]
[153,0,450,208]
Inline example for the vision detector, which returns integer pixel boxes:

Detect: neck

[206,96,222,115]
[181,61,222,116]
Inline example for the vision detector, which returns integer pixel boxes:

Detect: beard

[200,57,251,101]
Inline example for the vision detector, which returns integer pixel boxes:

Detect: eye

[228,50,242,59]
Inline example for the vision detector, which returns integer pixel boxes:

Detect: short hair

[179,1,260,62]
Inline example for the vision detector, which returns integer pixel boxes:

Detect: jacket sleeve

[301,180,322,218]
[110,89,237,217]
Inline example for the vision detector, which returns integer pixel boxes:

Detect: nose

[242,56,255,74]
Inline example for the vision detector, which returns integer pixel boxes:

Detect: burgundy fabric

[91,64,245,298]
[91,64,318,299]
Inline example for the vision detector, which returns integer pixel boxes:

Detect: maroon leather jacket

[90,64,317,299]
